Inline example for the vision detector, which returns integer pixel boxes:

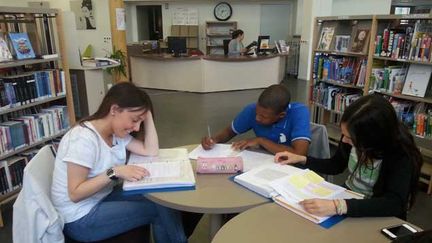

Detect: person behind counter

[228,29,247,56]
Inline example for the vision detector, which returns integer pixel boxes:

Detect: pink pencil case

[196,156,243,174]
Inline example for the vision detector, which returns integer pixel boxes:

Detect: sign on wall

[172,8,198,25]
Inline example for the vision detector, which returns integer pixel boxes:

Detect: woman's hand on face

[299,199,337,217]
[274,151,307,165]
[114,165,150,182]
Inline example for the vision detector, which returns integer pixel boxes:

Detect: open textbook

[234,164,363,225]
[188,144,274,171]
[123,148,195,192]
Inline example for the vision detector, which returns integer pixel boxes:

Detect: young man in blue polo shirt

[201,84,311,155]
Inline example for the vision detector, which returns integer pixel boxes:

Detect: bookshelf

[309,14,432,194]
[205,21,237,55]
[0,7,76,227]
[309,15,374,127]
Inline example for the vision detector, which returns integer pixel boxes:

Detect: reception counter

[129,52,286,92]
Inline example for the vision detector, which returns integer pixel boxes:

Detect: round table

[145,145,270,239]
[212,203,421,243]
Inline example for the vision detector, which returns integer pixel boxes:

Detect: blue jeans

[64,188,187,243]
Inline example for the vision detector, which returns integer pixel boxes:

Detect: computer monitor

[167,37,187,57]
[257,35,271,54]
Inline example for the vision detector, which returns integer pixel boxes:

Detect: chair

[308,122,330,159]
[13,145,64,243]
[308,123,332,182]
[223,39,231,56]
[13,145,150,243]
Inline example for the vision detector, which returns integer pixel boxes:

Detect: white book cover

[402,64,432,97]
[123,148,195,191]
[188,144,274,171]
[233,163,302,198]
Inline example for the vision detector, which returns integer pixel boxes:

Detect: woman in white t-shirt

[51,82,187,242]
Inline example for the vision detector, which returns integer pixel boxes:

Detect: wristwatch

[106,167,118,180]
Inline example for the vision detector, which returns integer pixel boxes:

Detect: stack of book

[375,20,432,62]
[0,69,66,110]
[0,105,70,155]
[0,156,28,195]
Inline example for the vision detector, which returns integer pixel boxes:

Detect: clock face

[214,2,232,21]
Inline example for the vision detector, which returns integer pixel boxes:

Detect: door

[137,5,163,40]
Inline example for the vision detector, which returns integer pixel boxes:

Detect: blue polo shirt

[231,102,311,145]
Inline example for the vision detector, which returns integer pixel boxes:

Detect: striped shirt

[345,147,382,198]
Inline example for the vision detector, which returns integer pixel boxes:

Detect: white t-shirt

[51,122,132,223]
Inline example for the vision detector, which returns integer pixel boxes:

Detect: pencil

[207,125,211,138]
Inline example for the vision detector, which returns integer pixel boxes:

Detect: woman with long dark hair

[228,29,246,55]
[51,82,187,242]
[275,94,422,219]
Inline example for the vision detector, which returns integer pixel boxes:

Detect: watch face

[214,2,232,21]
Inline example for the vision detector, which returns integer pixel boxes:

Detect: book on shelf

[5,156,28,190]
[188,144,274,172]
[0,35,13,62]
[234,163,363,225]
[317,27,335,51]
[0,105,70,155]
[122,148,196,193]
[0,160,12,195]
[350,29,369,53]
[402,64,432,98]
[8,33,36,60]
[0,69,66,110]
[375,21,432,61]
[334,35,350,52]
[369,64,408,94]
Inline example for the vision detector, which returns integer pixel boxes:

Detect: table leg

[209,214,223,240]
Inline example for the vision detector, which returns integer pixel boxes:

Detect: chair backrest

[223,39,231,55]
[13,145,64,243]
[25,145,57,197]
[308,122,330,159]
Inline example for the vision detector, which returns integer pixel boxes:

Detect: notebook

[122,148,195,192]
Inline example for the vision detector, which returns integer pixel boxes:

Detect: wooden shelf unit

[170,25,199,49]
[0,6,76,227]
[309,14,432,194]
[205,21,237,55]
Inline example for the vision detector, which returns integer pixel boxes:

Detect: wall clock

[214,2,232,21]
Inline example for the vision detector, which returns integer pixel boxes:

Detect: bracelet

[332,200,338,215]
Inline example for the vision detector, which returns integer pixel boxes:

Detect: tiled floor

[1,78,431,243]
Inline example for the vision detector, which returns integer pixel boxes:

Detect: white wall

[332,0,392,15]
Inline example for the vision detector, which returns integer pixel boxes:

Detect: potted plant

[105,46,127,82]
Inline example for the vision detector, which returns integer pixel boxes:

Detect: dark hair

[79,82,153,129]
[81,0,93,10]
[232,29,244,39]
[257,84,291,114]
[341,94,422,208]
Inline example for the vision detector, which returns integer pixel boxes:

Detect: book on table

[233,163,363,226]
[122,148,195,192]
